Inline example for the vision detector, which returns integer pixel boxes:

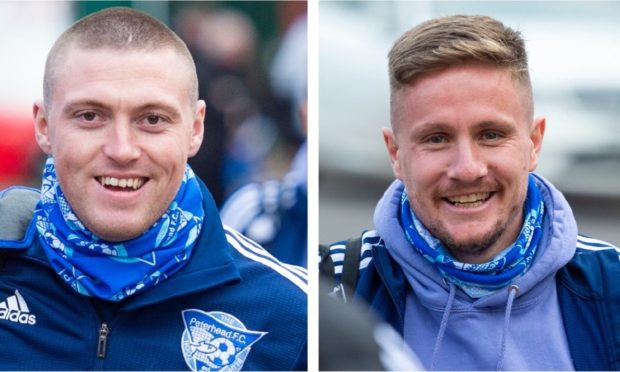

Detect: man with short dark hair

[0,7,306,370]
[321,15,619,370]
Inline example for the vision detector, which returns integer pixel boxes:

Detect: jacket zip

[97,323,109,359]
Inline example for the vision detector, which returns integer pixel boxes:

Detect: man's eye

[482,131,500,140]
[146,115,162,125]
[81,112,97,121]
[428,135,445,144]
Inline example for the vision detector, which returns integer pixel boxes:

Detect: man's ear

[382,127,403,180]
[528,116,546,171]
[188,100,206,158]
[33,101,52,155]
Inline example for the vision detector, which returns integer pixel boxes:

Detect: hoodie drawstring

[430,282,456,371]
[496,285,519,371]
[430,283,520,371]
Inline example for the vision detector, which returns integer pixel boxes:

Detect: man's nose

[102,122,140,164]
[447,141,488,182]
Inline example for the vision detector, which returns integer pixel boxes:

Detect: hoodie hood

[374,173,576,370]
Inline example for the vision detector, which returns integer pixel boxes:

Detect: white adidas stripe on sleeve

[225,226,308,279]
[577,235,620,253]
[224,227,308,294]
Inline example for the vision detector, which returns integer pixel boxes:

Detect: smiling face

[385,64,545,263]
[34,46,205,241]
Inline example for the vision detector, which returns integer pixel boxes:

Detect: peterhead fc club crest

[181,309,267,371]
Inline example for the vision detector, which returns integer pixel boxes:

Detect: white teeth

[448,192,491,206]
[135,178,144,189]
[98,176,146,190]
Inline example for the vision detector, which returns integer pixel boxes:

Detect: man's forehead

[391,64,533,131]
[47,44,196,106]
[392,64,530,102]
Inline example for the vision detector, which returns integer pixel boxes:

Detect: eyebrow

[133,102,183,121]
[61,99,108,117]
[470,119,516,132]
[408,122,452,141]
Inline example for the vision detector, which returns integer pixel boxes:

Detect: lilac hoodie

[374,173,576,370]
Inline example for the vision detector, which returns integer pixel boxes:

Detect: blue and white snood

[33,157,205,302]
[400,174,544,298]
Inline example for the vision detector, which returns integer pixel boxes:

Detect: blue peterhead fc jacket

[326,232,620,371]
[0,182,307,371]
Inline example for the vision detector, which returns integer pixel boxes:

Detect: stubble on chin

[424,206,521,264]
[428,221,507,263]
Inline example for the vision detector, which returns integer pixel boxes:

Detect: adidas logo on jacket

[0,290,36,325]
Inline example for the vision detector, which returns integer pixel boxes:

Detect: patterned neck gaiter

[33,157,205,301]
[400,174,544,298]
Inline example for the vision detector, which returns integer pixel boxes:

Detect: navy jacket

[0,183,307,371]
[338,239,620,370]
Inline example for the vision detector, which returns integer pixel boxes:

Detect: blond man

[321,15,619,370]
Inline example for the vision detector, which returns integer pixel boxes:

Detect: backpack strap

[319,243,334,279]
[341,236,363,301]
[319,235,364,302]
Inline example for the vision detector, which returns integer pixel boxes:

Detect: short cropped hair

[43,7,198,109]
